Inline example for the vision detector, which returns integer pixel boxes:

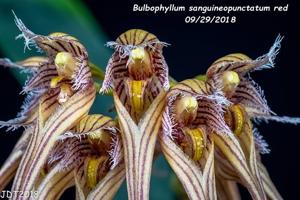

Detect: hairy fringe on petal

[108,134,123,170]
[0,91,41,131]
[106,40,169,59]
[254,35,283,71]
[253,128,270,154]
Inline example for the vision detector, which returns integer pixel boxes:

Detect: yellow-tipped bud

[54,52,76,79]
[175,96,198,125]
[182,128,205,161]
[130,47,145,61]
[222,71,240,95]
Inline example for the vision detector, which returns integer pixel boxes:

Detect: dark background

[0,0,299,199]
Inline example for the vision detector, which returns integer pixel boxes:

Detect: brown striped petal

[36,164,74,200]
[113,90,166,200]
[213,132,266,200]
[54,137,94,171]
[231,78,272,117]
[0,128,31,191]
[11,85,95,200]
[86,164,125,200]
[23,63,58,93]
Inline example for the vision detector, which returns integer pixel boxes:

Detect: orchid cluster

[0,15,299,200]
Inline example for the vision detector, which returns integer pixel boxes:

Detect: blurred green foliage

[0,0,175,199]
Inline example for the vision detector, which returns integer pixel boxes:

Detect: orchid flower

[159,78,265,200]
[100,29,169,200]
[101,29,169,122]
[0,14,96,199]
[1,14,299,200]
[203,36,300,200]
[39,114,124,200]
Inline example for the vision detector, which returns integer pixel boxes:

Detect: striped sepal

[0,56,48,72]
[58,114,116,147]
[11,85,96,200]
[36,164,74,200]
[38,88,61,126]
[17,56,49,69]
[75,114,116,134]
[239,119,282,200]
[215,150,240,181]
[207,53,254,77]
[170,79,211,96]
[202,140,217,200]
[0,129,31,191]
[115,29,158,47]
[238,119,266,197]
[75,162,88,200]
[159,133,206,200]
[258,162,283,200]
[113,90,166,200]
[207,35,282,77]
[213,132,266,200]
[86,164,125,200]
[216,178,241,200]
